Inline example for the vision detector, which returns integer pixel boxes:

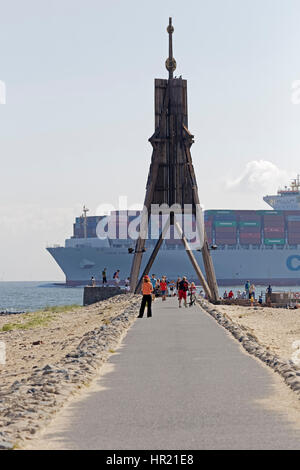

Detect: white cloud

[226,160,293,193]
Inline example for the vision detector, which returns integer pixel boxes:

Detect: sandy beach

[215,303,300,362]
[0,295,137,393]
[0,294,140,448]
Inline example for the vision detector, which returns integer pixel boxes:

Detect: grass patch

[42,304,80,313]
[0,304,81,332]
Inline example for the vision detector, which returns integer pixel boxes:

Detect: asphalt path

[32,298,300,450]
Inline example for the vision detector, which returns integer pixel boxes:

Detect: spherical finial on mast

[165,17,176,79]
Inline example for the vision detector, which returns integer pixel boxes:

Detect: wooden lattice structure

[130,18,219,302]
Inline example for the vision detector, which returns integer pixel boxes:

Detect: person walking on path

[189,282,197,306]
[150,274,157,301]
[154,279,160,298]
[102,268,107,286]
[178,276,189,308]
[176,277,181,296]
[169,280,176,297]
[137,275,153,318]
[160,276,168,301]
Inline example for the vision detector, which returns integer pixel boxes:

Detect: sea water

[0,281,299,313]
[0,282,84,313]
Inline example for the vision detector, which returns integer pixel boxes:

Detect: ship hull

[47,245,300,287]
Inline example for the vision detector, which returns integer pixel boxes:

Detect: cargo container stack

[261,211,285,245]
[287,215,300,245]
[204,213,213,245]
[214,211,237,245]
[238,211,261,245]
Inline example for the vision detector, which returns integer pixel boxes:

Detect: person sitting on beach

[223,291,228,299]
[228,290,234,299]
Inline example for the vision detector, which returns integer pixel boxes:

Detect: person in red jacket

[137,275,153,318]
[228,290,234,299]
[160,276,168,301]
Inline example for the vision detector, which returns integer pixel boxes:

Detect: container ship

[47,177,300,286]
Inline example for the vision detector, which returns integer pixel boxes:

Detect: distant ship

[47,177,300,286]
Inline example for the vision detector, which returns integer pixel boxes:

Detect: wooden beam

[174,221,212,299]
[130,84,171,292]
[182,140,219,302]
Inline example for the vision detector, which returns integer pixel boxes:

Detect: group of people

[222,282,273,305]
[138,274,197,318]
[91,269,130,289]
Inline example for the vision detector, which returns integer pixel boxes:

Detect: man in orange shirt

[137,275,153,318]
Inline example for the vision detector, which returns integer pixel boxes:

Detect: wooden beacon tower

[130,18,219,302]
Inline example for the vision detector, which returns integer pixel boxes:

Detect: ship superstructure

[264,175,300,211]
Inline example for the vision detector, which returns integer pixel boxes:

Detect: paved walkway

[32,299,300,450]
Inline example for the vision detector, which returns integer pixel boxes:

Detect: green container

[257,210,283,215]
[239,221,260,227]
[215,221,237,227]
[216,210,234,215]
[264,238,285,245]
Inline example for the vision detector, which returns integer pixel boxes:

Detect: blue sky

[1,0,300,280]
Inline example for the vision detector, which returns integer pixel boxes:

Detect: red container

[264,227,285,233]
[215,227,237,233]
[240,232,261,238]
[239,215,261,221]
[239,227,261,233]
[216,234,237,239]
[263,221,285,228]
